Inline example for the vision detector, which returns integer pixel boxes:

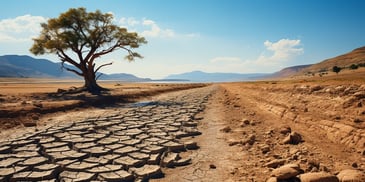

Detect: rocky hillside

[300,46,365,74]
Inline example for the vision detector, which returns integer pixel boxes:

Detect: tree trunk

[83,68,103,94]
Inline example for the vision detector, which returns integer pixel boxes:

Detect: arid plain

[0,72,365,181]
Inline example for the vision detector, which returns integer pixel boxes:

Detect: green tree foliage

[30,7,147,93]
[349,64,359,70]
[332,66,342,74]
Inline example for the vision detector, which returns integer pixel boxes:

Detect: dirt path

[153,85,243,182]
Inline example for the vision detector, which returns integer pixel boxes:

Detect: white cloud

[258,39,303,63]
[141,19,175,38]
[118,17,194,38]
[0,15,47,42]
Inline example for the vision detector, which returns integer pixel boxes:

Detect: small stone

[261,144,271,154]
[265,159,286,168]
[209,164,217,169]
[184,141,199,150]
[354,118,363,123]
[228,139,241,146]
[242,118,250,125]
[242,134,256,145]
[23,121,37,127]
[280,126,291,135]
[220,126,232,133]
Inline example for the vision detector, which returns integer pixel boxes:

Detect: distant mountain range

[0,55,151,81]
[165,71,268,82]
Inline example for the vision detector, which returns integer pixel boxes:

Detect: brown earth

[0,78,207,129]
[0,76,365,181]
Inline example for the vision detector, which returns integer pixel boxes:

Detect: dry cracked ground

[1,82,365,182]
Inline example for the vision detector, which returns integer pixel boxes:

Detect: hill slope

[267,64,312,79]
[300,46,365,74]
[0,55,76,78]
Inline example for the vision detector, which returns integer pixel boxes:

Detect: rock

[266,177,278,182]
[261,144,271,154]
[337,169,365,182]
[282,131,303,145]
[310,85,323,93]
[271,163,302,180]
[184,141,199,150]
[228,139,241,146]
[353,91,365,99]
[242,134,256,145]
[280,126,292,135]
[265,159,286,168]
[220,126,232,133]
[23,121,37,127]
[57,88,66,93]
[353,118,363,123]
[300,172,339,182]
[241,118,250,126]
[209,164,217,169]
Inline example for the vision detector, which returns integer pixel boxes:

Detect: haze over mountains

[1,46,365,82]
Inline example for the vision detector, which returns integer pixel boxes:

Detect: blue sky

[1,0,365,79]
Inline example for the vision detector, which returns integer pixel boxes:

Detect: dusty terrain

[0,76,365,181]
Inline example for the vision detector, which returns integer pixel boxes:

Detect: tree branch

[94,62,113,73]
[93,43,120,58]
[61,61,83,76]
[57,50,81,69]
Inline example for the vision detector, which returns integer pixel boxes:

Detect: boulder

[337,169,365,182]
[282,132,303,145]
[300,172,339,182]
[271,163,302,180]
